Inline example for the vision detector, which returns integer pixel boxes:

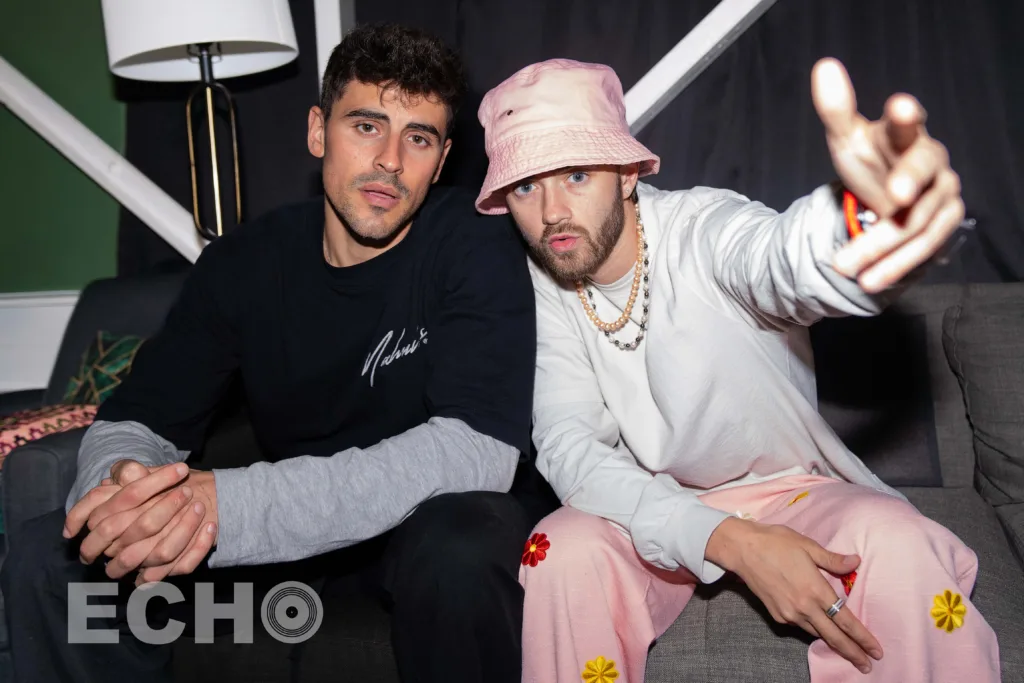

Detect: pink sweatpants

[519,474,1000,682]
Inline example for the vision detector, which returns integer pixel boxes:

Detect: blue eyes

[514,172,588,196]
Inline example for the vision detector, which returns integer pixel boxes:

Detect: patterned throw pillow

[63,331,145,405]
[0,404,97,465]
[0,404,97,532]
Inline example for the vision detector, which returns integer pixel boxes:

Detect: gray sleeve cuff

[206,416,518,568]
[65,420,189,513]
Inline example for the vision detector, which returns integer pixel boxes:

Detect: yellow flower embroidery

[788,491,810,506]
[581,655,619,682]
[930,590,967,632]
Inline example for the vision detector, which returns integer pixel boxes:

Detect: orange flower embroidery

[841,571,857,595]
[581,655,619,682]
[788,491,810,506]
[522,532,550,567]
[931,590,967,632]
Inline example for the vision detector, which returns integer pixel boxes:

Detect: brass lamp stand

[186,42,242,240]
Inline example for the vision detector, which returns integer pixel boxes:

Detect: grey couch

[1,275,1022,682]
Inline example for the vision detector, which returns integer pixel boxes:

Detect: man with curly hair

[2,24,537,683]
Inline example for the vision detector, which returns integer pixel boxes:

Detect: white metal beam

[624,0,779,134]
[313,0,356,93]
[0,56,205,263]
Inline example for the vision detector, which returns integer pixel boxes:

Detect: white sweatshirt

[529,181,906,584]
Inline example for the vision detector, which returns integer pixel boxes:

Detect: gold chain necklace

[575,202,650,351]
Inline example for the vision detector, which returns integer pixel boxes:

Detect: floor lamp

[100,0,299,240]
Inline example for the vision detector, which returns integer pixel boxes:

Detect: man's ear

[432,138,454,184]
[620,162,641,199]
[308,106,326,159]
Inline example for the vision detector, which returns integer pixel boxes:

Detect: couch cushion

[813,312,942,487]
[943,293,1024,563]
[645,487,1024,682]
[292,578,399,682]
[44,271,187,405]
[811,283,975,488]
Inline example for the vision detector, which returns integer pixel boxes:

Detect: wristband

[841,189,877,239]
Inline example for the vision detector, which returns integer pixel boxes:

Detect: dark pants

[1,490,540,683]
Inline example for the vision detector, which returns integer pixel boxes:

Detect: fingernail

[890,175,914,201]
[182,485,192,498]
[62,527,71,539]
[194,502,204,515]
[860,663,872,674]
[177,463,189,476]
[834,251,855,275]
[870,649,883,659]
[859,269,881,291]
[207,523,217,534]
[892,95,917,119]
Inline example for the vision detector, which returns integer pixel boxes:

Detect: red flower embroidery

[522,533,550,567]
[841,571,857,595]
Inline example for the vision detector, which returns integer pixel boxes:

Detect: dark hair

[319,23,467,138]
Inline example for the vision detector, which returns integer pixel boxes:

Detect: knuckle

[139,516,162,536]
[954,197,966,219]
[96,516,120,539]
[799,597,821,616]
[150,547,173,565]
[947,170,962,195]
[86,510,105,531]
[176,556,198,574]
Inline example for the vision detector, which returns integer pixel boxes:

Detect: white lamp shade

[101,0,299,82]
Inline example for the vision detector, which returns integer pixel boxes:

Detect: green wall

[0,1,125,293]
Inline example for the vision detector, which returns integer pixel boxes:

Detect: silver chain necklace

[585,237,650,351]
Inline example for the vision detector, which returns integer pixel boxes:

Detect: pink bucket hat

[474,58,661,215]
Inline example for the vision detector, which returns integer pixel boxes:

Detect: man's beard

[532,188,626,284]
[325,170,415,247]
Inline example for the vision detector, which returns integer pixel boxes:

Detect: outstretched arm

[685,58,965,327]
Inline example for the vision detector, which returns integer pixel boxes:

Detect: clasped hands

[63,459,220,586]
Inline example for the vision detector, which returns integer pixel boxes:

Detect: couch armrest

[1,428,84,547]
[0,389,45,418]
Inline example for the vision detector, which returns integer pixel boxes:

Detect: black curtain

[117,0,1024,283]
[359,0,1024,284]
[114,0,322,277]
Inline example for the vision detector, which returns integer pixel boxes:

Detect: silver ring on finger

[826,596,846,620]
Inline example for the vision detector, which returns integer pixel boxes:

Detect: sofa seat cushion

[943,296,1024,562]
[645,486,1024,682]
[290,578,398,682]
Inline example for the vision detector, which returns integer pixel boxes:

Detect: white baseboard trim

[0,290,79,393]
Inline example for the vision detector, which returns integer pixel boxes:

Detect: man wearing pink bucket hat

[476,58,999,681]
